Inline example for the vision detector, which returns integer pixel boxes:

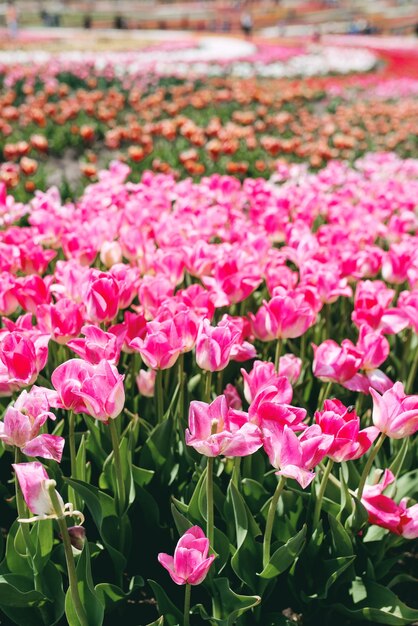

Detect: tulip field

[0,33,418,626]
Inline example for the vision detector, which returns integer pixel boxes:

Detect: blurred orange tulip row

[1,72,417,198]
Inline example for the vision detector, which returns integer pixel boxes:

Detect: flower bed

[0,151,417,625]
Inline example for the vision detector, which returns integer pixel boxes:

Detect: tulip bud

[67,526,86,550]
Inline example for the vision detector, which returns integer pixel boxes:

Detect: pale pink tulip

[186,395,262,458]
[195,319,241,372]
[136,369,156,397]
[0,388,64,462]
[13,462,64,516]
[130,319,183,370]
[370,382,418,439]
[51,358,125,421]
[67,324,125,365]
[36,298,84,345]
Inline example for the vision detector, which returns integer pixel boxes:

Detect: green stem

[47,482,89,626]
[156,369,164,423]
[177,353,185,423]
[357,433,387,500]
[109,419,126,516]
[183,583,191,626]
[406,343,418,394]
[14,448,35,556]
[207,457,214,550]
[312,458,334,529]
[69,411,77,478]
[263,476,286,569]
[324,304,331,340]
[204,370,213,404]
[216,370,223,397]
[274,338,283,372]
[300,332,307,364]
[232,457,241,489]
[355,394,364,420]
[317,381,332,409]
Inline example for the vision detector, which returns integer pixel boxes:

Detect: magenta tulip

[158,526,215,585]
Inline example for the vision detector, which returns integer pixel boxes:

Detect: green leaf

[258,525,306,579]
[3,522,30,577]
[31,519,53,574]
[328,514,353,557]
[211,577,261,626]
[389,437,409,478]
[0,574,46,607]
[66,479,126,572]
[188,467,207,523]
[40,561,65,625]
[334,578,418,625]
[171,502,193,537]
[95,576,143,612]
[345,493,369,534]
[145,618,164,626]
[148,580,182,626]
[132,466,155,487]
[65,541,104,626]
[139,415,174,472]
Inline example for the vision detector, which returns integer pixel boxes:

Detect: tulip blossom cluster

[0,127,418,625]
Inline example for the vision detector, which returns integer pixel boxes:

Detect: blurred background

[1,0,418,38]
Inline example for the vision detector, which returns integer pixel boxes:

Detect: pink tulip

[278,354,302,385]
[36,298,85,345]
[186,395,262,457]
[100,241,123,268]
[352,280,408,334]
[156,304,200,353]
[314,399,378,462]
[263,423,333,489]
[136,369,156,397]
[158,526,215,585]
[397,290,418,334]
[85,273,120,324]
[223,383,243,409]
[0,388,64,461]
[300,261,352,304]
[138,275,174,318]
[312,339,362,384]
[108,264,140,309]
[342,327,394,395]
[15,275,51,314]
[0,331,49,394]
[202,258,262,306]
[51,358,125,422]
[250,287,316,342]
[195,319,241,372]
[67,324,125,365]
[112,310,147,354]
[13,462,64,517]
[0,271,18,316]
[130,319,183,370]
[370,382,418,439]
[248,385,307,432]
[361,470,418,538]
[177,284,215,322]
[241,360,293,404]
